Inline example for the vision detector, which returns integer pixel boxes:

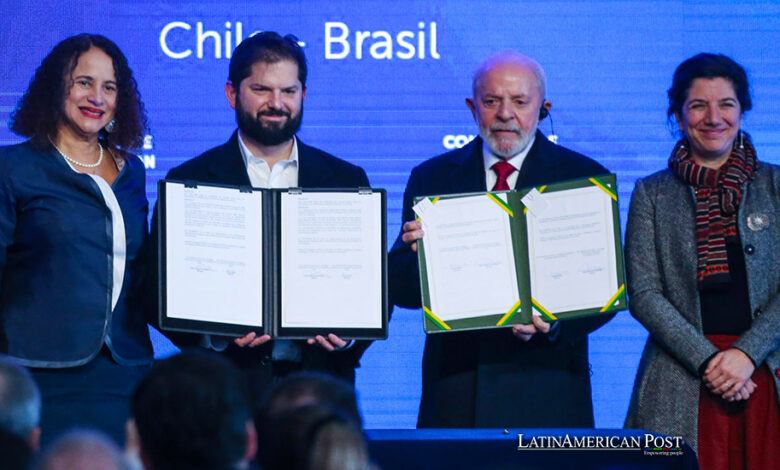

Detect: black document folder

[158,179,388,340]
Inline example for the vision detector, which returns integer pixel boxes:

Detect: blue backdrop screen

[3,0,779,428]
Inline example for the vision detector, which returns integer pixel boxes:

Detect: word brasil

[325,22,440,60]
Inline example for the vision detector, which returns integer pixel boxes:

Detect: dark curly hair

[9,33,148,150]
[667,53,751,126]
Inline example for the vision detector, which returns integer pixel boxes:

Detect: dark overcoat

[389,131,613,427]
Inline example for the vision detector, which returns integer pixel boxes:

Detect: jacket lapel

[297,138,335,188]
[449,137,487,193]
[516,130,557,188]
[207,131,252,186]
[661,175,700,311]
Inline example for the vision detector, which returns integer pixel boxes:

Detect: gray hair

[34,429,131,470]
[0,355,41,439]
[472,50,547,98]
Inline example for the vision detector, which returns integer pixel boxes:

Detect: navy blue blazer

[150,132,371,383]
[388,131,613,427]
[0,140,154,367]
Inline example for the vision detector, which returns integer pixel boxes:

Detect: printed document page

[280,192,383,328]
[526,185,617,313]
[421,194,519,322]
[164,183,263,326]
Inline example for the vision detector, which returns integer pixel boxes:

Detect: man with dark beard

[389,51,613,428]
[151,32,371,408]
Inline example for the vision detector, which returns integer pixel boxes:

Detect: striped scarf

[668,130,757,288]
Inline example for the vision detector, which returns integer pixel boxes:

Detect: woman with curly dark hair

[1,33,154,445]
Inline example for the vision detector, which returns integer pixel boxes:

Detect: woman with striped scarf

[624,53,780,470]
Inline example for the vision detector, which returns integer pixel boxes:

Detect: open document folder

[415,174,626,333]
[158,180,388,340]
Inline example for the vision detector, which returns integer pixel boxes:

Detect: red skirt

[698,335,780,470]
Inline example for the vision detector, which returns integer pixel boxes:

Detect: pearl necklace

[49,137,103,168]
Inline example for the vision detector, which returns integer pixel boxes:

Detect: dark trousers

[31,348,150,447]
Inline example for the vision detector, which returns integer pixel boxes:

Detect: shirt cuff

[336,339,356,351]
[546,321,561,342]
[200,334,230,352]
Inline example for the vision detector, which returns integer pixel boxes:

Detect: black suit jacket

[150,132,371,389]
[388,131,614,428]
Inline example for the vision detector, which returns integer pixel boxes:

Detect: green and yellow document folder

[415,174,625,334]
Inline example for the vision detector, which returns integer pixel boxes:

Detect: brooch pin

[747,213,770,232]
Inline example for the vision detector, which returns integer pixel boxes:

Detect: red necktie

[491,160,516,191]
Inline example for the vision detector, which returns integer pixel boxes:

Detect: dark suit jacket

[0,141,153,367]
[150,132,371,389]
[388,131,613,428]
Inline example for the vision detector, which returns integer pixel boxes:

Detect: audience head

[257,371,362,428]
[0,427,33,470]
[34,430,127,470]
[0,354,42,450]
[259,404,371,470]
[130,351,254,470]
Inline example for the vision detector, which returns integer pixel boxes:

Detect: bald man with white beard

[389,50,614,428]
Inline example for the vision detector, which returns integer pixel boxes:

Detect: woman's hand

[703,348,756,400]
[729,379,757,402]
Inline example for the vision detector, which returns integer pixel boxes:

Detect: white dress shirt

[238,131,300,188]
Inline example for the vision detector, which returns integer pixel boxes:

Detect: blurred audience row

[0,352,375,470]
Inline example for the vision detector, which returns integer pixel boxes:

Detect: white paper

[164,183,263,326]
[421,194,520,321]
[280,192,383,329]
[413,197,437,226]
[526,185,617,314]
[521,187,549,217]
